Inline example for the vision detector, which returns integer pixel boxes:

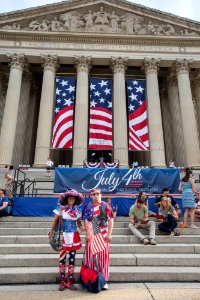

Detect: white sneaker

[103,283,108,290]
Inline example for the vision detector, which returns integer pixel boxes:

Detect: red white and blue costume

[82,201,113,281]
[53,189,83,290]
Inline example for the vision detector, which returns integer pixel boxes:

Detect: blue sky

[0,0,200,22]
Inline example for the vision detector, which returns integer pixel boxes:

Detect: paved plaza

[0,283,200,300]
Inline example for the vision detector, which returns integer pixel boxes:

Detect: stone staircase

[0,168,55,196]
[0,216,200,284]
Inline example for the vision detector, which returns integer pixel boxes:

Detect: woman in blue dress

[48,189,84,291]
[179,169,197,228]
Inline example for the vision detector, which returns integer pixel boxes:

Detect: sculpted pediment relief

[0,1,199,37]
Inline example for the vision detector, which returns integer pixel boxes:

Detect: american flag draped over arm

[127,80,149,150]
[89,78,113,149]
[52,77,76,149]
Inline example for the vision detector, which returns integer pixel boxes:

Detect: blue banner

[12,197,184,217]
[54,168,180,194]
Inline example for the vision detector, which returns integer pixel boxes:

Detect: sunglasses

[91,193,100,196]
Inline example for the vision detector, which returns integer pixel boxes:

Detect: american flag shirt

[83,201,113,238]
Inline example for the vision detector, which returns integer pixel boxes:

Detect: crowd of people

[48,188,113,291]
[0,167,200,292]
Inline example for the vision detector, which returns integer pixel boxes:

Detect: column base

[119,164,130,168]
[150,165,167,168]
[191,165,200,170]
[72,163,84,168]
[32,163,46,168]
[0,163,11,168]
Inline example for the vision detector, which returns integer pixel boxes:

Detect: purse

[49,216,63,252]
[78,254,106,293]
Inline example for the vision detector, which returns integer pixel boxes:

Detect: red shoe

[65,280,77,290]
[58,283,65,291]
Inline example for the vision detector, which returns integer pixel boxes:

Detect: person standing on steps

[82,188,114,290]
[45,158,54,177]
[179,168,198,229]
[48,189,84,291]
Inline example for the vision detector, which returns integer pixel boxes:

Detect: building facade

[0,0,200,168]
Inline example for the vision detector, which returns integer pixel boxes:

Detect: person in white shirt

[46,158,54,177]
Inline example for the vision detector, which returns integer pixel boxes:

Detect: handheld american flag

[89,78,113,150]
[52,77,76,149]
[86,221,107,255]
[127,80,149,150]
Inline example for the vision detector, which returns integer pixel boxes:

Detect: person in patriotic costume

[49,189,84,291]
[82,188,114,290]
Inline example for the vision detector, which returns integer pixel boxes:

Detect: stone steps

[1,227,200,235]
[0,234,200,245]
[1,216,200,283]
[1,253,200,267]
[0,266,200,284]
[0,253,135,267]
[1,243,200,254]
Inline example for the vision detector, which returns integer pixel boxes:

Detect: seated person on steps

[135,191,157,218]
[129,198,156,245]
[155,187,182,219]
[0,189,9,218]
[158,197,180,236]
[195,193,200,218]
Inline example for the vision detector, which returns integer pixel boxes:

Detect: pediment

[0,0,199,37]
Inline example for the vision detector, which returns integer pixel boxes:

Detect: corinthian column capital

[143,58,161,74]
[41,55,59,72]
[175,59,192,73]
[7,53,26,71]
[110,57,128,74]
[74,56,92,73]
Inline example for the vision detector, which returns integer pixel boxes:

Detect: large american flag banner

[127,80,149,150]
[52,77,76,148]
[89,78,113,149]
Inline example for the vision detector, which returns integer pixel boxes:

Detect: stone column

[175,59,200,167]
[0,72,8,132]
[143,58,166,167]
[23,81,39,164]
[160,85,174,165]
[0,53,25,166]
[192,74,200,135]
[34,55,59,167]
[12,70,32,167]
[73,56,91,166]
[167,72,186,167]
[111,57,129,168]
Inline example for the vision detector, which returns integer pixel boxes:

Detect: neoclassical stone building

[0,0,200,168]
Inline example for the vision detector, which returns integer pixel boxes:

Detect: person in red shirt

[83,188,114,290]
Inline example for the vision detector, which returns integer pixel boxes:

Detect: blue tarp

[54,168,180,194]
[12,196,184,217]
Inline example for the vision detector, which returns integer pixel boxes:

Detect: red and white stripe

[52,105,74,149]
[86,222,107,255]
[89,107,113,150]
[84,241,110,281]
[129,101,149,150]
